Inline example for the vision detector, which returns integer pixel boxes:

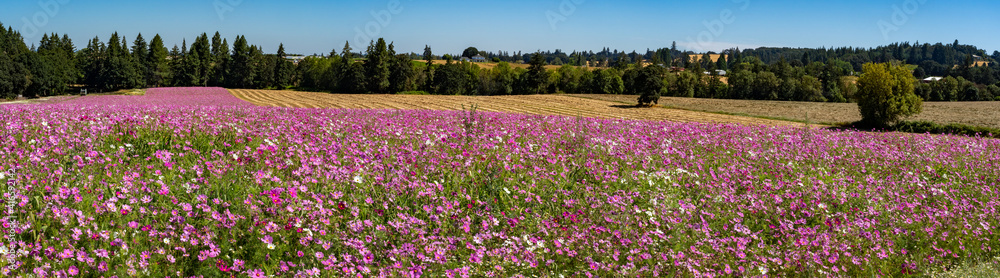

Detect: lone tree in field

[636,64,665,106]
[856,62,923,127]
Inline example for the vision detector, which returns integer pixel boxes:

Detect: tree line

[2,21,998,102]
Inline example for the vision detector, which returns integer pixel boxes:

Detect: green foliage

[555,65,583,94]
[342,41,353,59]
[706,75,728,99]
[175,33,212,87]
[251,46,274,89]
[839,76,858,101]
[340,61,367,94]
[432,62,466,95]
[636,65,665,106]
[25,33,78,97]
[462,47,480,59]
[228,35,255,88]
[930,76,960,101]
[209,32,229,87]
[4,22,997,102]
[987,85,1000,100]
[892,121,1000,138]
[365,39,391,94]
[484,62,515,95]
[295,56,331,90]
[715,54,728,71]
[754,71,781,100]
[423,45,433,62]
[98,32,142,91]
[147,35,170,87]
[273,43,293,88]
[672,71,697,98]
[389,53,415,93]
[795,75,825,102]
[856,62,923,126]
[728,70,754,99]
[524,52,550,94]
[586,69,623,95]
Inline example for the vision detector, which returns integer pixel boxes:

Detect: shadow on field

[609,104,646,109]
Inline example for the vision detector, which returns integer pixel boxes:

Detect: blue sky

[1,0,997,56]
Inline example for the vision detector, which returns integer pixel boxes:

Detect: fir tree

[274,43,293,88]
[525,52,550,94]
[364,38,391,94]
[147,34,169,87]
[228,35,254,88]
[342,41,353,60]
[131,34,149,88]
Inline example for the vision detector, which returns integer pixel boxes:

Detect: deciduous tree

[856,62,922,126]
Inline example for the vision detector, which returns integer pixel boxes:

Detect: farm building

[285,56,307,65]
[471,55,487,63]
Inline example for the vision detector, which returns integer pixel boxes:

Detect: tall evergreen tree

[525,52,550,94]
[342,41,353,60]
[210,37,230,86]
[274,43,293,88]
[364,38,391,94]
[188,33,212,86]
[730,48,742,69]
[78,37,106,90]
[228,35,254,88]
[251,45,273,88]
[180,38,187,57]
[28,33,79,96]
[388,43,415,93]
[680,52,691,68]
[0,23,33,98]
[147,34,169,87]
[340,61,366,94]
[209,33,225,86]
[100,32,140,91]
[423,45,433,63]
[130,34,149,88]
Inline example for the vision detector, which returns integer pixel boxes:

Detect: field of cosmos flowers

[0,87,998,277]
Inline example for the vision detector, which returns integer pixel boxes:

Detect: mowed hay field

[230,89,806,127]
[574,94,1000,129]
